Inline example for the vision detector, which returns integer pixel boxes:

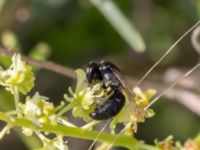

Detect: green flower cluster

[0,54,35,95]
[64,69,104,122]
[155,134,200,150]
[19,92,56,125]
[0,54,68,150]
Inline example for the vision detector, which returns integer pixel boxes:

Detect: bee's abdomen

[89,89,125,120]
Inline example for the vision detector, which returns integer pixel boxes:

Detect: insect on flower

[86,60,134,120]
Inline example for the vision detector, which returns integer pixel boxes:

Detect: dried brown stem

[0,48,76,79]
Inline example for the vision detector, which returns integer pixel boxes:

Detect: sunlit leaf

[90,0,146,52]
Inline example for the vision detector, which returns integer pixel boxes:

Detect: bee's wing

[110,67,133,97]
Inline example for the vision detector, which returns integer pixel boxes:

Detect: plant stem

[0,111,142,149]
[56,100,78,118]
[13,86,20,115]
[81,120,100,129]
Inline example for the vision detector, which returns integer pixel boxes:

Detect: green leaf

[0,0,5,10]
[90,0,146,52]
[29,42,51,61]
[75,69,87,92]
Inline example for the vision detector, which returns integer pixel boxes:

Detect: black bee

[86,60,132,120]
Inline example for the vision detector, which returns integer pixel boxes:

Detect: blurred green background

[0,0,199,149]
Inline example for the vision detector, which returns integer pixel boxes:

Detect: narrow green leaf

[90,0,146,52]
[0,0,5,10]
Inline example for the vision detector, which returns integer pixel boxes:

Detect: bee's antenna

[134,20,200,88]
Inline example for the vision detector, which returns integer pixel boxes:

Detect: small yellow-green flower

[22,127,33,136]
[0,54,35,94]
[36,134,68,150]
[184,134,200,150]
[65,69,104,121]
[133,87,156,106]
[19,92,56,125]
[111,87,156,133]
[155,135,176,150]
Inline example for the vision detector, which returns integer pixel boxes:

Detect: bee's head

[86,61,102,83]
